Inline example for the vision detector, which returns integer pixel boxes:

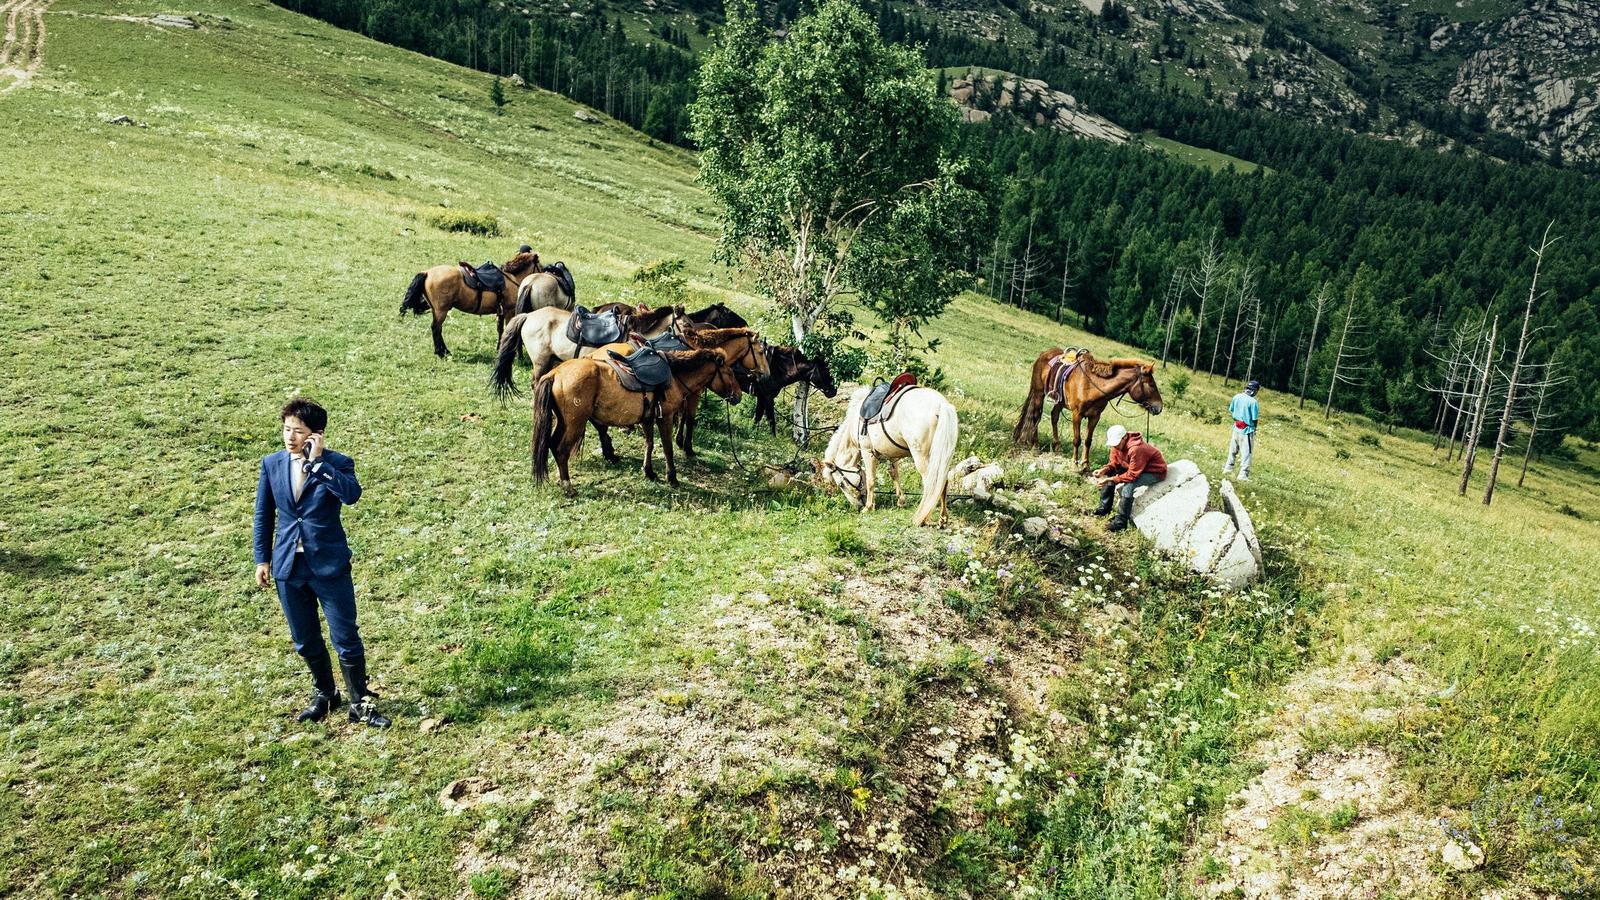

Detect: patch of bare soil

[0,0,50,94]
[1187,647,1532,898]
[444,539,1082,897]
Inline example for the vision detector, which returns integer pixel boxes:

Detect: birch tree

[692,0,978,442]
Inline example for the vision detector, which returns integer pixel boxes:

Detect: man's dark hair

[281,397,328,432]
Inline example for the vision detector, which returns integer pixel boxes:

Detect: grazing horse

[819,384,959,527]
[400,251,542,357]
[515,261,576,314]
[530,344,746,495]
[1012,350,1164,469]
[490,304,683,390]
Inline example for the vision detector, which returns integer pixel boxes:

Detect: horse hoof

[643,469,658,481]
[667,476,680,488]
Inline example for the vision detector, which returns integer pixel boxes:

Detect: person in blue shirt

[1223,380,1260,481]
[253,398,389,728]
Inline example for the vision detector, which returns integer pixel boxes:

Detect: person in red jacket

[1091,424,1168,532]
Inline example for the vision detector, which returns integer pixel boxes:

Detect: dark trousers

[1116,471,1164,499]
[276,553,364,663]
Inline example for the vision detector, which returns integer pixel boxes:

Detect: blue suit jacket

[253,449,363,579]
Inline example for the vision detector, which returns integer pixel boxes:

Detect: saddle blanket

[861,372,919,431]
[459,260,505,293]
[566,306,624,348]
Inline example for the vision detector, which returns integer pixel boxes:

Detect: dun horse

[1013,349,1163,469]
[400,251,542,357]
[820,384,959,527]
[514,262,576,314]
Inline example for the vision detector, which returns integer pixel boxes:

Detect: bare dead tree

[1324,286,1371,421]
[1158,265,1188,367]
[1517,371,1570,486]
[1427,316,1476,452]
[1242,275,1265,384]
[1055,236,1079,324]
[1485,224,1558,505]
[1207,266,1234,381]
[1012,220,1047,310]
[1458,315,1500,495]
[1299,283,1332,410]
[1222,261,1258,385]
[1190,227,1224,370]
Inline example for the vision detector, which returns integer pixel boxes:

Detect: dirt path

[0,0,50,95]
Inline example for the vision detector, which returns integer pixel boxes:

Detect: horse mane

[1083,356,1150,377]
[501,251,541,275]
[633,304,683,331]
[660,349,722,372]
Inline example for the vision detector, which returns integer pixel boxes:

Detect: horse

[819,384,959,527]
[400,251,542,357]
[1012,350,1164,470]
[489,304,684,391]
[530,336,757,495]
[685,302,747,329]
[749,346,838,434]
[591,327,770,464]
[515,261,576,314]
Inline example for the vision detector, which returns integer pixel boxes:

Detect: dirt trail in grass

[0,0,48,94]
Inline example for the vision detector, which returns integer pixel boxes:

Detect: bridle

[1080,362,1159,414]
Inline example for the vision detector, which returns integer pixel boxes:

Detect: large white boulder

[1210,533,1259,589]
[1130,459,1201,518]
[1135,473,1209,554]
[1184,511,1239,574]
[1220,479,1262,567]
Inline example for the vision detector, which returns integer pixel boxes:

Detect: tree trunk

[1324,292,1356,421]
[1484,225,1552,506]
[1458,316,1498,495]
[1299,285,1326,410]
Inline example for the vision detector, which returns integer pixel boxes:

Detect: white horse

[489,306,681,393]
[820,385,959,527]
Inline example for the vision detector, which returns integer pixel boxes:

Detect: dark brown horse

[685,302,747,329]
[1013,350,1163,469]
[401,251,542,356]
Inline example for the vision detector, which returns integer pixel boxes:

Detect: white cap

[1105,424,1127,448]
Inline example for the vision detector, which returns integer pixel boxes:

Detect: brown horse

[1013,350,1164,469]
[530,339,752,495]
[401,251,542,357]
[586,327,769,464]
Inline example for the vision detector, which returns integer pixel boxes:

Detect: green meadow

[3,0,1597,896]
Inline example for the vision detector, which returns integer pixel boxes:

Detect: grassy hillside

[4,0,1599,897]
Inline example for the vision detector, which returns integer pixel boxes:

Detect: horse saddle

[458,260,506,294]
[635,330,691,353]
[566,306,624,348]
[606,345,673,392]
[544,261,576,301]
[1045,348,1088,403]
[861,373,918,432]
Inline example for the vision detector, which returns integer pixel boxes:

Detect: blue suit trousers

[276,553,364,662]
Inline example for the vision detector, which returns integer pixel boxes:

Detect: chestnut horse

[530,329,766,494]
[400,251,542,357]
[1013,350,1164,469]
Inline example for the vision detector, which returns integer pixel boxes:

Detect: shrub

[1334,447,1352,460]
[824,522,868,558]
[1358,434,1381,448]
[1168,371,1191,401]
[428,209,501,236]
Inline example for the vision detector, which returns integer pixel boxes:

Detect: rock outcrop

[947,73,1131,145]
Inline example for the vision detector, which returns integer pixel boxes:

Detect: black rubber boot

[1093,482,1116,516]
[340,656,391,728]
[1107,492,1134,533]
[297,651,342,723]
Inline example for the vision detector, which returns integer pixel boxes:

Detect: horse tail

[401,272,429,316]
[490,313,531,399]
[532,375,560,485]
[516,280,534,315]
[914,399,959,527]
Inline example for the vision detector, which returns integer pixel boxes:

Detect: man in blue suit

[253,398,389,728]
